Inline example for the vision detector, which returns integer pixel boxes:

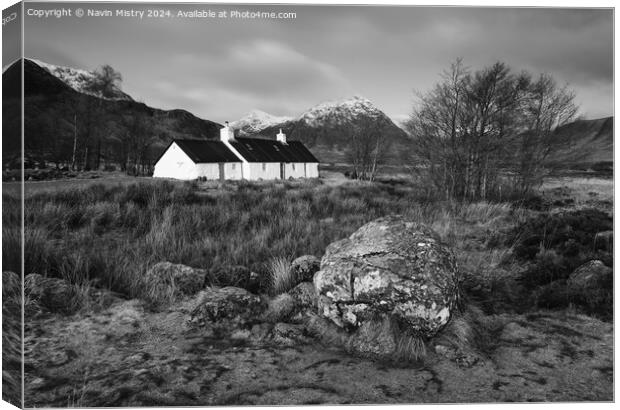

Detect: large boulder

[145,262,207,298]
[314,216,460,338]
[188,286,265,334]
[290,255,321,283]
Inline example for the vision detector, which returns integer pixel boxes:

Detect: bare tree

[81,64,123,169]
[119,113,155,175]
[514,73,578,194]
[345,116,392,181]
[405,59,470,198]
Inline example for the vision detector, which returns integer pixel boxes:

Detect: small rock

[24,273,79,314]
[290,255,321,283]
[145,262,207,298]
[231,329,252,340]
[289,282,317,310]
[567,260,612,294]
[434,344,453,357]
[271,323,310,346]
[456,353,480,368]
[188,286,265,333]
[250,323,273,340]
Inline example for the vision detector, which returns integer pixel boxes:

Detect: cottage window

[262,163,266,171]
[292,163,295,170]
[232,163,236,170]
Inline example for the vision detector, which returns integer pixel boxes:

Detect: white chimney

[276,128,287,144]
[220,121,235,142]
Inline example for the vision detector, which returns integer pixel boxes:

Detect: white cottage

[153,123,319,181]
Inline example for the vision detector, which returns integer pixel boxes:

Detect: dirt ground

[24,297,613,407]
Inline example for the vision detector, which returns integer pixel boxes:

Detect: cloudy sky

[22,2,613,124]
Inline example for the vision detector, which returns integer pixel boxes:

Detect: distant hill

[3,59,222,169]
[234,96,413,164]
[549,117,613,165]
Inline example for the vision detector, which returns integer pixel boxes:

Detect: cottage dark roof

[229,138,319,163]
[172,139,241,163]
[159,138,319,164]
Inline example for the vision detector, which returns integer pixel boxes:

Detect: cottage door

[280,163,285,179]
[219,163,225,181]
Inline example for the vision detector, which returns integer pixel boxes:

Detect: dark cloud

[22,4,613,122]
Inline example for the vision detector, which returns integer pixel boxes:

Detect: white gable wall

[153,142,199,180]
[154,142,244,180]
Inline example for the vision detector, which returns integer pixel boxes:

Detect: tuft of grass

[393,332,427,363]
[268,256,295,295]
[434,305,504,357]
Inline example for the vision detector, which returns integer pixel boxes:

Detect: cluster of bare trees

[116,112,157,175]
[26,64,157,174]
[404,59,578,200]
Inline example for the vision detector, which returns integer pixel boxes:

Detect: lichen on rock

[145,262,207,299]
[290,255,321,283]
[187,286,266,334]
[314,216,460,340]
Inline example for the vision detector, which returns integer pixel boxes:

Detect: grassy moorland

[3,173,613,320]
[3,173,613,406]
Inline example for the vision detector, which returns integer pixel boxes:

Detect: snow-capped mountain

[233,96,387,134]
[231,109,293,136]
[236,96,412,164]
[298,96,383,127]
[28,58,133,101]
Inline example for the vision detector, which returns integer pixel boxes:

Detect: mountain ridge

[3,58,612,171]
[3,59,222,169]
[232,96,413,164]
[28,58,134,102]
[231,109,293,136]
[550,116,613,164]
